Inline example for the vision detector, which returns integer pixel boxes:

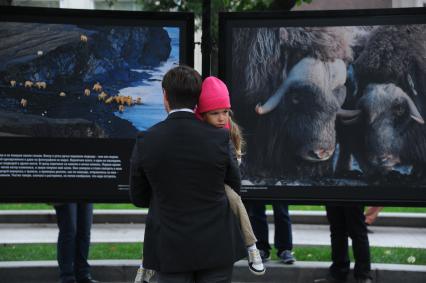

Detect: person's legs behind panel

[55,203,78,283]
[345,206,372,283]
[272,202,295,264]
[74,203,97,283]
[327,205,351,281]
[314,205,350,283]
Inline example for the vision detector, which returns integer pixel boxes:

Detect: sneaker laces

[248,249,263,265]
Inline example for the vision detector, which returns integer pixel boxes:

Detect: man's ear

[163,89,170,113]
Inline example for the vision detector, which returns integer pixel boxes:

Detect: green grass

[287,206,426,213]
[271,246,426,265]
[1,243,425,265]
[1,203,426,213]
[0,243,143,261]
[0,203,137,210]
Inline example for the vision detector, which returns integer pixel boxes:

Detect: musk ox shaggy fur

[337,25,426,178]
[231,27,358,180]
[345,84,426,177]
[349,25,426,104]
[233,27,354,103]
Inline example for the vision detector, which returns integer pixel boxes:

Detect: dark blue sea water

[115,27,180,131]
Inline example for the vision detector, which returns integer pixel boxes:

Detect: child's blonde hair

[229,113,245,159]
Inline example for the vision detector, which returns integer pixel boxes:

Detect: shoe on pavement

[258,249,270,262]
[247,248,266,275]
[279,250,296,264]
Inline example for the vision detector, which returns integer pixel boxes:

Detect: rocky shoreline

[0,22,172,138]
[0,85,138,138]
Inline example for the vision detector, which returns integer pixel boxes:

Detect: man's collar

[168,108,194,115]
[167,109,196,120]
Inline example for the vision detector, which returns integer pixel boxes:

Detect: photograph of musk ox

[0,21,180,139]
[230,25,426,187]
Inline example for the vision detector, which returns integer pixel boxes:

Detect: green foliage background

[130,0,313,74]
[136,0,313,31]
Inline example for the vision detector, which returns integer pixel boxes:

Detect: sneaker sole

[249,267,266,276]
[282,259,295,264]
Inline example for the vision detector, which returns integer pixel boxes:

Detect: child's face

[203,108,230,128]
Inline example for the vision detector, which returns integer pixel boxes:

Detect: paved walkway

[2,259,426,283]
[1,223,425,248]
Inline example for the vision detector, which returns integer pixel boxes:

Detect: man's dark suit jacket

[129,111,246,273]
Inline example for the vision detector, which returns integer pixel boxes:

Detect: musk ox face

[255,57,348,163]
[281,82,340,162]
[357,83,424,171]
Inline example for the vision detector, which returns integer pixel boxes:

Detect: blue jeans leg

[272,202,293,255]
[74,203,93,280]
[55,203,93,283]
[55,203,77,283]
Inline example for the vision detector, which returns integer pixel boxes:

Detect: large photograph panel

[0,7,193,202]
[221,9,426,204]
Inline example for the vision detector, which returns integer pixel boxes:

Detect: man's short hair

[162,65,202,110]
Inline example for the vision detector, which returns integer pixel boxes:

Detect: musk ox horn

[337,109,362,125]
[255,81,287,115]
[255,58,347,115]
[406,95,424,124]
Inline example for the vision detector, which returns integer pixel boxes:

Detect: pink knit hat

[195,77,231,125]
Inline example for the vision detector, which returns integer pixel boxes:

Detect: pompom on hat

[195,76,231,127]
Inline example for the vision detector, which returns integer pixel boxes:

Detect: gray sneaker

[279,250,296,264]
[247,248,266,275]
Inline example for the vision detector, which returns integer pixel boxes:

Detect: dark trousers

[157,265,233,283]
[245,201,293,255]
[54,203,93,283]
[326,205,371,280]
